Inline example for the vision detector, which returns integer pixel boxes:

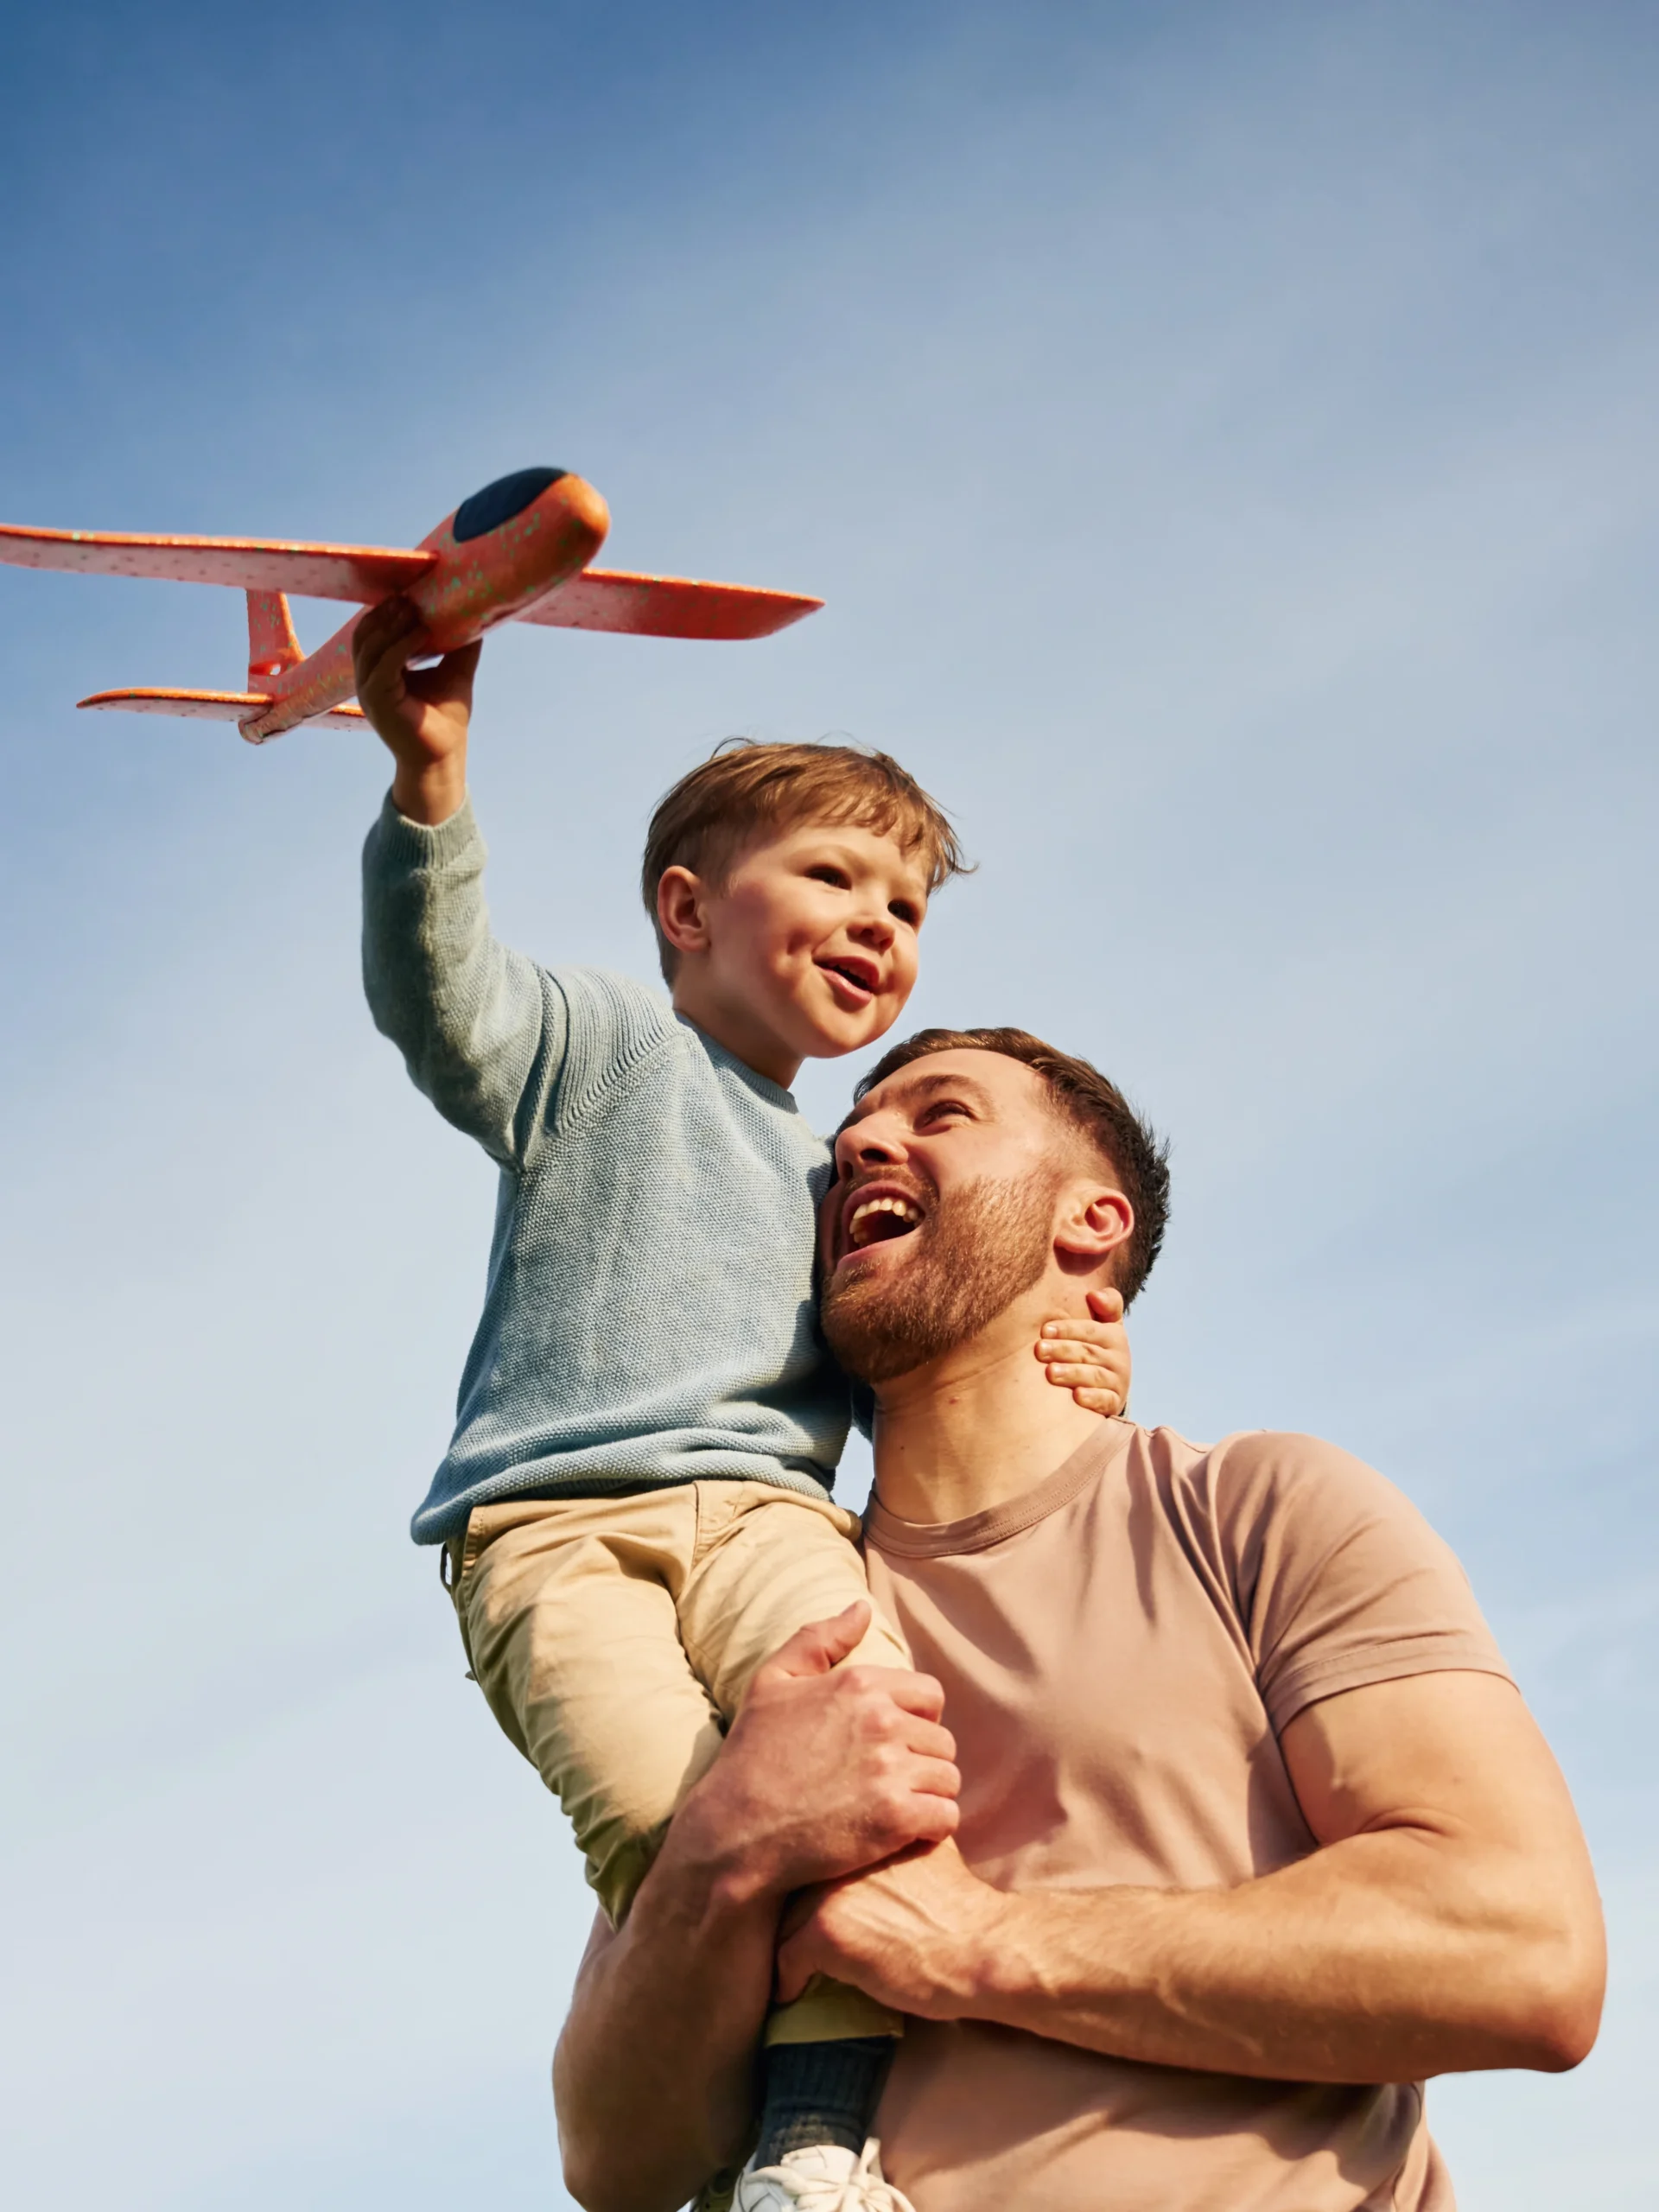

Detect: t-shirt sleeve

[1205,1432,1513,1736]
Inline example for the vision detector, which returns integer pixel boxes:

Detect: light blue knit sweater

[362,794,850,1545]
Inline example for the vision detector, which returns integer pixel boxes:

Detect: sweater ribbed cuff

[372,787,483,868]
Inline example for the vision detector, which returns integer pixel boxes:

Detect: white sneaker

[733,2136,915,2212]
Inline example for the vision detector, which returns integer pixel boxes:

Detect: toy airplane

[0,466,821,744]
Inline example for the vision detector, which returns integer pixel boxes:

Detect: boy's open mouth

[817,955,880,1001]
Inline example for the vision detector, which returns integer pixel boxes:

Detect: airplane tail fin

[246,589,303,685]
[73,590,372,740]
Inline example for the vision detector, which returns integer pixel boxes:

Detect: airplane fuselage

[239,467,609,741]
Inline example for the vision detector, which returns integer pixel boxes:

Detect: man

[555,1027,1605,2211]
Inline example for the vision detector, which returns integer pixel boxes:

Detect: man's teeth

[849,1195,924,1248]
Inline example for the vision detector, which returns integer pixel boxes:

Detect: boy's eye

[807,864,851,889]
[889,899,922,928]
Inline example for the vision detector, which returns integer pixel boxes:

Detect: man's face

[819,1049,1074,1383]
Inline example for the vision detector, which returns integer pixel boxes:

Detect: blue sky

[2,4,1655,2206]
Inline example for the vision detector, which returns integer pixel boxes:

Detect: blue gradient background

[1,5,1654,2206]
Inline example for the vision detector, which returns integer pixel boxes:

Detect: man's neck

[869,1300,1110,1526]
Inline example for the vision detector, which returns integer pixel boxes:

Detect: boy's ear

[1052,1181,1134,1274]
[657,865,712,960]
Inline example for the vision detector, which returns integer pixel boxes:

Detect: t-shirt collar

[863,1418,1135,1559]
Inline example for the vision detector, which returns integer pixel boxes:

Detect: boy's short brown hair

[641,739,970,981]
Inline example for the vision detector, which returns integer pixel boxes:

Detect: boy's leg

[450,1491,726,1924]
[678,1486,917,2202]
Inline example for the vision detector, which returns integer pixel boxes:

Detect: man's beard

[821,1172,1058,1385]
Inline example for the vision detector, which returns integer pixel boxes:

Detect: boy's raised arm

[357,598,551,1166]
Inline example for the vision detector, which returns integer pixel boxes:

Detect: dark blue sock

[754,2036,896,2165]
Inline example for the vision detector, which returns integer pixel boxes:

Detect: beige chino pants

[446,1479,910,2043]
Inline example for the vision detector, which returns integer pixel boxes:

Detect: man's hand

[1035,1286,1129,1415]
[352,594,480,826]
[776,1838,996,2016]
[677,1601,961,1907]
[554,1607,960,2212]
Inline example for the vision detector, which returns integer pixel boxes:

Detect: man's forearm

[782,1671,1604,2087]
[980,1829,1598,2080]
[555,1847,775,2212]
[790,1824,1601,2087]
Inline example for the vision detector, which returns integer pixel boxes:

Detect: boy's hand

[1034,1287,1130,1416]
[352,594,481,827]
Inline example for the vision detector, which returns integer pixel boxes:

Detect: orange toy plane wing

[0,523,433,602]
[1,467,823,742]
[78,687,368,731]
[518,568,823,640]
[0,526,820,637]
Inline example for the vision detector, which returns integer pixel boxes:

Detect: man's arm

[554,1604,960,2212]
[778,1669,1605,2083]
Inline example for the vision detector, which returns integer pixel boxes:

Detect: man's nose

[835,1116,906,1172]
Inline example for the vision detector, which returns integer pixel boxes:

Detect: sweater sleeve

[361,791,561,1169]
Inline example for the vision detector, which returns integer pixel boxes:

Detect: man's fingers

[773,1932,817,2005]
[1072,1387,1124,1414]
[912,1792,960,1840]
[901,1718,957,1766]
[1085,1285,1126,1323]
[868,1668,947,1723]
[778,1886,824,1945]
[905,1754,963,1801]
[1042,1360,1116,1388]
[760,1601,872,1684]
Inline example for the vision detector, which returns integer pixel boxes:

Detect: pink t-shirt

[861,1418,1513,2211]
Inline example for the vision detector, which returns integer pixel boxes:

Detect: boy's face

[665,820,928,1076]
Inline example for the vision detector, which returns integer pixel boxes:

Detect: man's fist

[775,1835,1000,2018]
[674,1603,961,1907]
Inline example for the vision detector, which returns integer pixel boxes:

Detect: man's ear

[1053,1181,1134,1275]
[657,865,712,961]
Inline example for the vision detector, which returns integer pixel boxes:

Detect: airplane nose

[453,467,569,543]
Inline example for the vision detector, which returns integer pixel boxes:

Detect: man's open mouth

[845,1192,924,1250]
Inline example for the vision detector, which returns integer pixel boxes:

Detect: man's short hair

[641,739,969,981]
[853,1027,1172,1306]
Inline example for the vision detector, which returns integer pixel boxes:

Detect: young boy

[353,597,1129,2211]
